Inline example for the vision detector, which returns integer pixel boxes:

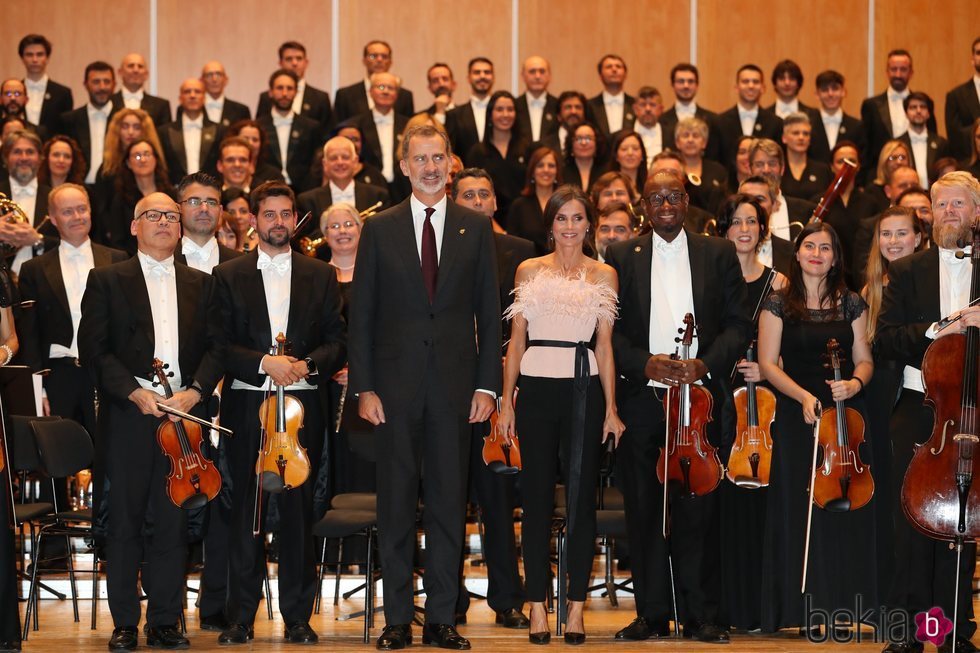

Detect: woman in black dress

[562,122,605,192]
[507,146,561,255]
[103,138,173,254]
[608,131,648,197]
[758,222,876,634]
[466,91,528,227]
[676,117,728,215]
[781,113,832,201]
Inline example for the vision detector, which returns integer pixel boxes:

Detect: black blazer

[605,230,751,444]
[31,78,73,136]
[159,116,223,184]
[173,240,242,268]
[945,79,980,161]
[515,93,559,141]
[586,93,635,136]
[354,111,409,178]
[898,131,951,186]
[348,198,502,415]
[494,232,535,343]
[781,160,833,201]
[256,83,333,135]
[860,91,938,174]
[771,236,793,276]
[213,250,346,387]
[506,195,548,255]
[110,91,171,126]
[17,242,128,371]
[78,256,225,403]
[715,105,783,172]
[257,113,323,192]
[333,81,414,125]
[446,102,484,166]
[296,182,391,239]
[59,105,118,178]
[0,178,51,228]
[660,105,721,162]
[177,97,251,129]
[876,245,941,368]
[806,109,865,164]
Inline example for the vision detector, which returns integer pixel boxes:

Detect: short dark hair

[973,36,980,51]
[221,186,249,207]
[84,60,114,83]
[815,69,845,90]
[250,181,295,216]
[670,63,699,84]
[597,54,627,75]
[278,41,306,59]
[18,34,52,57]
[736,64,764,81]
[887,48,912,61]
[218,136,252,159]
[468,57,493,73]
[771,59,803,88]
[636,86,661,100]
[894,186,929,206]
[427,62,453,80]
[363,40,392,58]
[902,91,933,114]
[268,68,299,89]
[228,119,267,158]
[451,167,495,200]
[176,171,222,199]
[557,90,587,110]
[598,200,637,230]
[399,123,452,161]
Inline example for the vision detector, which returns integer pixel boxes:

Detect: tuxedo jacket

[446,102,484,165]
[605,230,750,443]
[771,236,793,276]
[212,250,346,388]
[353,110,409,177]
[586,93,635,136]
[660,105,721,162]
[110,91,172,126]
[515,93,559,141]
[945,79,980,161]
[173,240,242,268]
[494,232,535,343]
[898,131,951,186]
[715,105,783,172]
[17,241,129,371]
[29,78,73,136]
[257,113,323,192]
[295,182,391,238]
[60,105,118,178]
[159,117,224,184]
[876,245,943,369]
[348,198,502,415]
[257,83,333,135]
[0,178,51,228]
[78,256,225,404]
[764,100,814,116]
[805,109,865,164]
[177,97,251,129]
[333,81,414,125]
[860,91,938,174]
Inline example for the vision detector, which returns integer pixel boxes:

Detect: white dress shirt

[557,125,569,156]
[603,91,626,133]
[9,176,39,275]
[373,109,395,182]
[649,230,696,388]
[635,123,663,165]
[25,75,48,126]
[674,101,697,121]
[85,102,112,184]
[769,192,792,241]
[271,111,294,184]
[135,252,182,393]
[410,194,447,261]
[121,88,144,110]
[49,239,94,359]
[525,92,547,142]
[774,98,799,119]
[205,95,225,124]
[363,78,375,111]
[329,180,355,206]
[887,88,910,137]
[471,96,490,142]
[292,78,307,116]
[181,236,219,274]
[757,237,775,268]
[907,129,929,188]
[182,114,204,175]
[820,109,843,149]
[974,75,980,108]
[738,104,759,137]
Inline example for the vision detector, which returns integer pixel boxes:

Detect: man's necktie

[421,207,438,303]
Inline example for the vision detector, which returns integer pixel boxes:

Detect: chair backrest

[10,415,48,473]
[31,418,93,478]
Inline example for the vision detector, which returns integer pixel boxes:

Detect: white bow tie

[653,235,685,256]
[272,114,292,128]
[206,99,222,109]
[183,240,213,260]
[374,113,393,125]
[147,261,174,278]
[606,96,624,106]
[257,252,291,276]
[738,109,757,119]
[12,185,36,198]
[823,113,842,125]
[940,248,969,267]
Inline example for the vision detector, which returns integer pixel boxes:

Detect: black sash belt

[527,339,592,543]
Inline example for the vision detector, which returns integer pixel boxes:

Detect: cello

[726,341,776,488]
[151,358,222,510]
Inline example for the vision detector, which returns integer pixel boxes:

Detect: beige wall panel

[874,0,980,136]
[518,0,690,100]
[0,1,151,107]
[697,0,869,118]
[157,0,333,111]
[338,0,513,107]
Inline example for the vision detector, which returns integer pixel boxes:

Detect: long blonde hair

[864,206,923,342]
[102,109,163,177]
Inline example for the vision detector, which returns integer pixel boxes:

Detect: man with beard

[212,180,346,645]
[423,63,457,124]
[0,130,58,273]
[631,87,664,165]
[897,92,950,188]
[447,58,495,165]
[256,42,333,135]
[877,171,980,653]
[256,70,322,192]
[529,90,587,159]
[349,125,501,650]
[944,38,980,161]
[174,172,241,272]
[0,79,46,141]
[60,61,117,184]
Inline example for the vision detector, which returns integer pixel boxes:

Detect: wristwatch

[304,357,318,375]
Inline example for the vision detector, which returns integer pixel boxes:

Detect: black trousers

[197,433,231,620]
[617,384,720,626]
[104,401,188,628]
[0,467,20,644]
[375,369,470,626]
[887,389,977,638]
[516,376,603,602]
[221,387,325,626]
[46,358,97,435]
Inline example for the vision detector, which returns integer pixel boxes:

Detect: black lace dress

[759,290,878,631]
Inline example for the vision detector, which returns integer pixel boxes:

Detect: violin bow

[801,400,821,593]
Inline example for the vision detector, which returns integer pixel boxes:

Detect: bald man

[160,78,224,184]
[516,56,559,143]
[198,61,251,127]
[110,52,171,125]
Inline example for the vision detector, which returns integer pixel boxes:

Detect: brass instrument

[242,227,257,253]
[297,201,382,257]
[0,192,38,254]
[701,218,718,237]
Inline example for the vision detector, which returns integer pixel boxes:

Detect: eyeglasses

[136,210,180,223]
[366,53,391,61]
[181,197,220,208]
[886,153,909,162]
[646,191,688,207]
[326,220,358,230]
[372,84,397,92]
[575,136,595,144]
[131,151,155,161]
[3,91,24,98]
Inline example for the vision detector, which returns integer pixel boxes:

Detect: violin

[812,338,873,512]
[902,218,980,541]
[483,396,521,475]
[726,341,775,489]
[152,358,222,510]
[657,313,723,499]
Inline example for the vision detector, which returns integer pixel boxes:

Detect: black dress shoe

[615,617,671,640]
[528,631,551,645]
[882,640,924,653]
[284,622,319,644]
[495,608,530,629]
[108,626,139,651]
[563,631,586,645]
[200,613,230,632]
[688,623,730,644]
[377,624,413,651]
[0,641,20,652]
[422,623,471,650]
[218,623,254,645]
[939,636,979,653]
[145,625,190,650]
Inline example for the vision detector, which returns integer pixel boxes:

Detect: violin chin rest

[261,471,285,494]
[180,492,208,511]
[487,461,521,475]
[823,497,852,513]
[733,476,764,490]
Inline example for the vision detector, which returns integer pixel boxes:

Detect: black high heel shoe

[528,631,551,645]
[563,631,586,645]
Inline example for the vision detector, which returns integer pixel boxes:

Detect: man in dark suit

[212,181,345,645]
[876,171,980,653]
[898,92,951,188]
[215,136,256,192]
[516,56,558,144]
[807,70,865,166]
[587,54,635,136]
[450,168,533,629]
[860,49,937,177]
[18,34,73,138]
[766,59,813,119]
[349,124,502,650]
[78,191,225,651]
[944,37,980,161]
[333,40,414,124]
[354,72,409,187]
[0,79,48,142]
[446,58,495,166]
[110,53,171,127]
[661,63,720,162]
[631,86,665,166]
[257,69,322,193]
[748,139,816,237]
[716,64,782,174]
[423,62,457,124]
[198,61,250,129]
[60,61,117,185]
[160,79,223,185]
[0,130,58,274]
[255,41,332,136]
[527,91,587,160]
[606,169,749,643]
[173,172,242,272]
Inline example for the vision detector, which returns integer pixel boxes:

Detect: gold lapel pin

[459,228,466,235]
[634,246,641,252]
